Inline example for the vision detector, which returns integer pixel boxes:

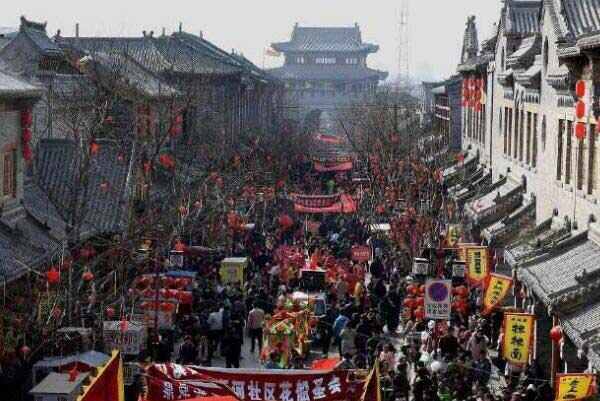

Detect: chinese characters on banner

[465,246,489,286]
[351,246,371,263]
[145,364,371,401]
[502,313,535,365]
[424,279,452,320]
[412,258,430,276]
[482,274,513,315]
[456,243,478,264]
[555,374,595,401]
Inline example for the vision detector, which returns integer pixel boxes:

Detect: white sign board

[452,261,466,278]
[412,258,429,276]
[103,321,146,355]
[424,279,452,320]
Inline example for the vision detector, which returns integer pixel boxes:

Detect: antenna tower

[398,0,411,90]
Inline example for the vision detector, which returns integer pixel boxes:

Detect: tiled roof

[269,64,387,82]
[272,25,379,53]
[457,53,494,72]
[0,66,42,98]
[505,0,542,35]
[90,52,179,98]
[18,17,63,56]
[506,34,542,68]
[562,0,600,38]
[561,301,600,369]
[518,232,600,308]
[36,138,131,237]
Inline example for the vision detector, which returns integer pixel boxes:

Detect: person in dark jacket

[178,335,197,365]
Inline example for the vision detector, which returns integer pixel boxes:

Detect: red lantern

[576,80,586,98]
[455,285,468,298]
[376,204,386,214]
[106,306,115,319]
[46,267,60,284]
[90,141,100,156]
[160,302,175,312]
[19,345,31,356]
[278,214,294,229]
[22,144,32,162]
[22,128,32,143]
[576,100,586,120]
[550,326,563,342]
[82,271,94,282]
[403,297,415,309]
[21,110,33,127]
[120,319,128,333]
[174,241,186,252]
[143,161,152,174]
[576,122,586,140]
[159,154,175,170]
[418,285,425,295]
[414,307,425,321]
[415,296,425,307]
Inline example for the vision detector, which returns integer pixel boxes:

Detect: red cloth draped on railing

[314,161,353,173]
[291,193,357,214]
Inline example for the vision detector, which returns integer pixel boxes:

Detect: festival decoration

[90,141,100,156]
[576,80,586,98]
[482,273,513,315]
[465,246,489,286]
[502,313,535,365]
[46,267,60,285]
[76,350,124,401]
[550,325,563,343]
[555,374,595,401]
[576,122,586,140]
[82,271,95,282]
[424,279,452,320]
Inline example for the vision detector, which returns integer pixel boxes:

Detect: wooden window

[557,119,564,180]
[526,112,532,165]
[589,124,597,195]
[566,120,573,185]
[532,113,538,168]
[2,150,16,198]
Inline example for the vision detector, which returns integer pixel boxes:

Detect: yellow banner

[502,313,535,365]
[466,246,489,285]
[556,374,595,401]
[457,243,478,262]
[482,273,513,315]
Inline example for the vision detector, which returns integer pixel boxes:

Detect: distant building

[432,76,462,152]
[269,23,388,118]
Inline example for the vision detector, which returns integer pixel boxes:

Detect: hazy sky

[1,0,502,81]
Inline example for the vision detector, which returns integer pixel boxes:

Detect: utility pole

[398,0,411,90]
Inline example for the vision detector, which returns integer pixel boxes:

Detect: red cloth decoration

[576,100,586,120]
[310,357,340,370]
[576,122,586,140]
[576,80,586,98]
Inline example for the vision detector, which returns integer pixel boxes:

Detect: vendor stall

[220,257,248,286]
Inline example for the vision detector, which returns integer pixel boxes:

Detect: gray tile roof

[561,301,600,369]
[506,34,542,68]
[517,233,600,308]
[0,66,42,98]
[36,138,131,237]
[505,0,542,35]
[19,17,63,57]
[562,0,600,38]
[272,25,379,53]
[269,64,387,82]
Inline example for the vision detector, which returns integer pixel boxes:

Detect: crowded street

[3,1,600,401]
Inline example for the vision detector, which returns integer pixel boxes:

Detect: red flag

[78,350,124,401]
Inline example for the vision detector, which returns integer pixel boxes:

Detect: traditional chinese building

[269,23,388,118]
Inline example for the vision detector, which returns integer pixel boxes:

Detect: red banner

[314,161,353,173]
[351,246,370,263]
[145,364,370,401]
[293,194,357,214]
[78,350,124,401]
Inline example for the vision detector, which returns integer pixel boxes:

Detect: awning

[466,177,522,224]
[481,197,535,244]
[561,302,600,370]
[504,217,572,267]
[517,231,600,308]
[314,133,344,145]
